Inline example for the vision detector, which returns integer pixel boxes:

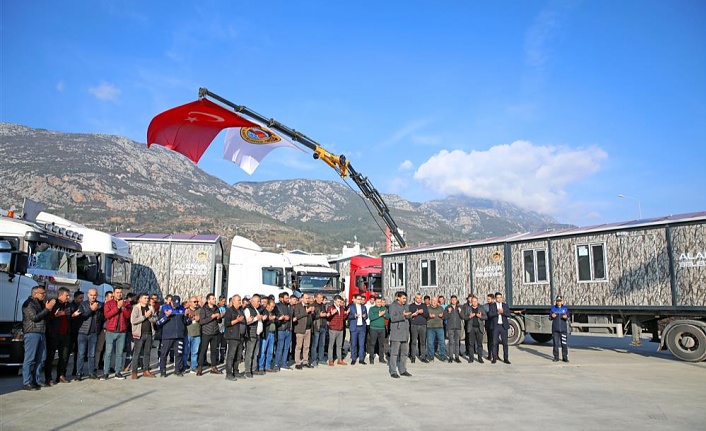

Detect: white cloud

[88,81,120,101]
[399,160,413,171]
[388,177,408,193]
[413,140,608,214]
[56,80,65,92]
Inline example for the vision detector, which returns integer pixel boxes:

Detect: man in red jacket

[326,295,349,366]
[101,287,132,380]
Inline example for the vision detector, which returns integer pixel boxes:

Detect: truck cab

[0,212,83,366]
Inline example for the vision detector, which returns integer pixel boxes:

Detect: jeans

[310,327,327,364]
[183,335,200,370]
[350,328,366,362]
[104,330,126,376]
[426,327,446,359]
[22,332,46,386]
[258,332,275,370]
[76,333,98,376]
[275,330,292,368]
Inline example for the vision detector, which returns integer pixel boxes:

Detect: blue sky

[2,0,705,227]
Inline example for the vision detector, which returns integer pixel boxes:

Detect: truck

[381,211,706,362]
[36,212,132,300]
[0,209,83,367]
[329,254,382,303]
[228,235,340,300]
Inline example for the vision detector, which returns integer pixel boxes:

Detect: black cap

[555,295,563,302]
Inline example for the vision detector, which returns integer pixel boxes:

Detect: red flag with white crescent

[147,98,258,163]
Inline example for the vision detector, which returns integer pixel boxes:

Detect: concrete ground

[1,335,704,431]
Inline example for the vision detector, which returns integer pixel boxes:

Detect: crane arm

[198,87,406,248]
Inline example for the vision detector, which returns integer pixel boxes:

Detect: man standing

[487,292,510,364]
[408,294,429,363]
[223,295,245,381]
[274,292,292,370]
[76,288,102,380]
[445,295,463,363]
[463,295,486,363]
[243,294,265,377]
[293,294,314,369]
[483,293,494,361]
[426,296,446,362]
[367,296,388,364]
[364,292,376,361]
[550,296,570,363]
[388,292,413,378]
[45,287,73,384]
[183,297,201,374]
[348,294,368,365]
[156,295,190,377]
[258,299,278,373]
[310,293,328,367]
[21,286,54,390]
[101,287,132,380]
[197,293,223,376]
[326,295,349,366]
[68,290,84,378]
[130,293,157,379]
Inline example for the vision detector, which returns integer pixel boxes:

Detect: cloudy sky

[2,0,704,226]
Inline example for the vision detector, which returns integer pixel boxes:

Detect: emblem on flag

[240,127,282,145]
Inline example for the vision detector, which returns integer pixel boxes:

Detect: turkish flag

[147,98,258,163]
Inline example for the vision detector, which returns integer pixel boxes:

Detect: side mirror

[0,240,11,273]
[12,252,28,275]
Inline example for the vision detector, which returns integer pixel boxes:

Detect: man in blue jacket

[157,295,190,377]
[549,296,570,363]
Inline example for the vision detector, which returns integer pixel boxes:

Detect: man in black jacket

[274,292,292,370]
[223,295,245,380]
[22,286,55,390]
[408,294,429,363]
[487,292,511,364]
[76,288,102,380]
[197,293,223,376]
[45,287,73,385]
[243,294,265,377]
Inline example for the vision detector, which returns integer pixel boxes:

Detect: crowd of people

[20,284,570,390]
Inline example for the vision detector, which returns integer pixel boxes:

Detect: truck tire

[508,317,524,346]
[529,333,552,344]
[665,323,706,362]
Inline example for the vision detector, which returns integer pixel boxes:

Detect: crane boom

[198,87,406,248]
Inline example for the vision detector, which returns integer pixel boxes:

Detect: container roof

[114,232,221,243]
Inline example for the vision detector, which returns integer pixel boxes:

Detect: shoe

[210,367,223,375]
[359,361,366,365]
[226,375,237,381]
[59,375,69,383]
[428,358,435,362]
[379,359,387,364]
[295,365,303,370]
[491,359,497,364]
[503,360,511,365]
[236,372,246,378]
[478,358,484,364]
[454,358,461,363]
[75,374,84,381]
[176,372,184,377]
[160,373,167,378]
[114,372,127,380]
[563,358,570,363]
[31,382,41,390]
[245,373,253,379]
[370,358,375,365]
[449,358,454,363]
[109,368,115,373]
[131,373,138,380]
[390,373,400,379]
[99,375,108,381]
[24,384,39,391]
[553,358,559,362]
[280,366,292,371]
[47,380,55,387]
[328,360,334,366]
[89,373,98,380]
[420,358,429,363]
[410,358,416,364]
[196,367,203,376]
[256,370,266,375]
[143,370,156,378]
[486,355,492,361]
[336,360,347,366]
[401,371,412,377]
[350,360,356,365]
[304,364,314,369]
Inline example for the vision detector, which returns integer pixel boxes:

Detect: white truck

[227,235,340,300]
[35,212,132,299]
[0,210,83,367]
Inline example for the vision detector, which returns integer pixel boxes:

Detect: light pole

[618,194,642,220]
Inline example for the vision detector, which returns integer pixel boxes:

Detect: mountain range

[0,123,570,254]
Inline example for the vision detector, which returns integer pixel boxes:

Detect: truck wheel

[665,324,706,362]
[508,318,524,346]
[530,333,552,344]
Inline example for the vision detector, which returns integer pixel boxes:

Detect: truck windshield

[106,256,131,288]
[299,275,335,291]
[369,274,382,294]
[27,243,77,279]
